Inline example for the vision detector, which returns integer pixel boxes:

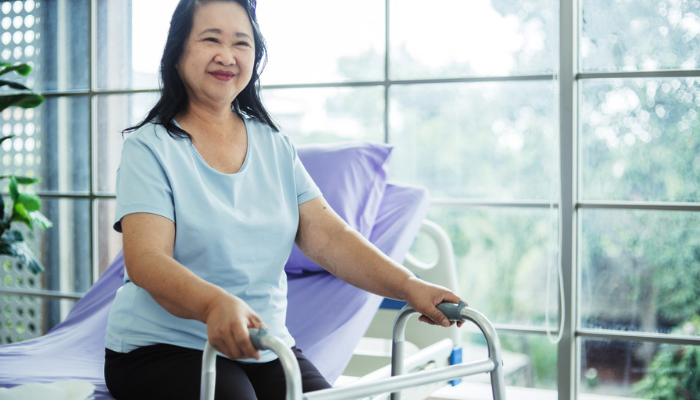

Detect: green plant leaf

[8,177,18,202]
[11,203,32,230]
[0,239,44,274]
[13,176,40,185]
[0,79,31,91]
[0,93,45,111]
[0,195,4,220]
[0,135,16,147]
[28,211,52,230]
[16,193,41,212]
[0,63,32,77]
[0,240,17,256]
[3,230,23,243]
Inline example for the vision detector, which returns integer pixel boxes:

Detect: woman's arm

[295,197,466,327]
[120,213,264,359]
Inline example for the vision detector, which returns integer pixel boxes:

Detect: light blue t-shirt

[105,117,322,362]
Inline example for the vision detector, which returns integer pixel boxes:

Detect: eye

[204,37,219,43]
[236,41,251,47]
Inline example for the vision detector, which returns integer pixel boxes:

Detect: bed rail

[200,302,506,400]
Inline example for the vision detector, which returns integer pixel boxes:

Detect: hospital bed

[0,141,505,399]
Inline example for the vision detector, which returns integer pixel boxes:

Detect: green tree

[634,316,700,399]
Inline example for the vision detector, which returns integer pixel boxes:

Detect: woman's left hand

[400,277,467,328]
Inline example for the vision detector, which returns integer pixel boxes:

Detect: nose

[214,48,236,66]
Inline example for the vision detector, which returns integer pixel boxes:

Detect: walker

[200,301,506,400]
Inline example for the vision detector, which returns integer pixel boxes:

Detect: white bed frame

[339,220,464,399]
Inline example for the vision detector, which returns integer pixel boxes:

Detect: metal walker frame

[200,301,506,400]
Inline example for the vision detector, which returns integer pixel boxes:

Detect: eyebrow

[198,28,253,41]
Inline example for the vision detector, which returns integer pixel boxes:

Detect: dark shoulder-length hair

[124,0,278,138]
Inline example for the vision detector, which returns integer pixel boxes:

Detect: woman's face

[177,1,256,109]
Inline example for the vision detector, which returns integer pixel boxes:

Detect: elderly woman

[103,0,465,399]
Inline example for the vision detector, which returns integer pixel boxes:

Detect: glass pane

[390,0,558,80]
[432,333,557,396]
[0,197,87,343]
[389,81,557,200]
[36,198,92,293]
[581,0,700,72]
[96,93,160,194]
[579,78,700,202]
[96,0,180,90]
[97,199,122,276]
[580,209,700,334]
[0,0,89,92]
[498,334,558,391]
[579,338,700,399]
[1,95,89,193]
[428,207,559,328]
[0,294,75,344]
[262,87,385,145]
[257,0,384,85]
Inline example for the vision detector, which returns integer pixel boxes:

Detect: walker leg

[390,303,507,400]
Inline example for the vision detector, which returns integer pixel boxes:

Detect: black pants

[104,344,331,400]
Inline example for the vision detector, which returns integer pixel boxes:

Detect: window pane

[1,95,90,193]
[0,294,75,345]
[581,0,700,72]
[390,0,557,80]
[96,93,159,194]
[579,78,700,202]
[38,198,92,292]
[432,333,557,397]
[263,87,385,145]
[257,0,385,85]
[96,0,179,90]
[0,0,89,92]
[428,207,559,328]
[0,197,88,344]
[580,209,700,334]
[389,81,557,200]
[97,199,121,276]
[472,332,557,390]
[579,338,700,399]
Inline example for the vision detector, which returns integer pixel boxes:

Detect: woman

[104,0,466,399]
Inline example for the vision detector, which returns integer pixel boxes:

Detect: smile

[209,70,235,81]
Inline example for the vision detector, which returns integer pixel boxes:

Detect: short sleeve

[291,143,322,205]
[113,135,175,232]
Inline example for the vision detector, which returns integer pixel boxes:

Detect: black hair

[123,0,278,138]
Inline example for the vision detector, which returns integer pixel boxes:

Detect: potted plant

[0,60,51,274]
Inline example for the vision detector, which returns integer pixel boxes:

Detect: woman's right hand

[204,292,264,360]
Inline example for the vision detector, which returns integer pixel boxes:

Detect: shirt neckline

[173,117,252,177]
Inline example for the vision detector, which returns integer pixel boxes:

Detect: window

[1,1,698,399]
[576,0,700,398]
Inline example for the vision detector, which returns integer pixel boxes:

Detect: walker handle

[248,327,268,350]
[436,300,468,321]
[201,327,302,400]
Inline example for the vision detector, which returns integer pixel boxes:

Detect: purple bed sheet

[0,182,429,397]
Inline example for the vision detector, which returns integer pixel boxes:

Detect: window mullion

[558,0,578,398]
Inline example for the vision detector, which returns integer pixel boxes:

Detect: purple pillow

[285,141,393,274]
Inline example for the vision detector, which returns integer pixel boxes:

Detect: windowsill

[430,382,645,400]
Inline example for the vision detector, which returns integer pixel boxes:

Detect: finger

[221,331,245,360]
[418,315,438,326]
[209,324,238,359]
[430,307,451,327]
[212,337,239,360]
[437,293,466,308]
[248,315,264,330]
[233,325,261,360]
